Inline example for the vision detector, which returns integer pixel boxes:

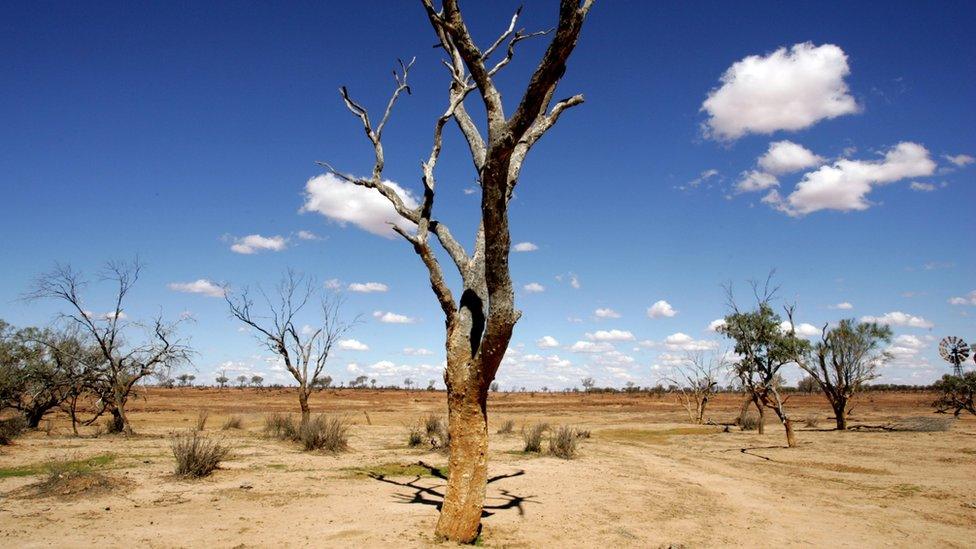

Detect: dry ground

[1,388,974,547]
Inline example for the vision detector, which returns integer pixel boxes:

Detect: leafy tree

[250,375,264,388]
[581,377,596,391]
[796,376,817,394]
[216,371,229,389]
[932,372,976,417]
[236,374,247,388]
[800,319,892,429]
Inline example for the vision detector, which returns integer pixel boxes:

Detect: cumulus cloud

[735,170,780,193]
[594,308,621,319]
[348,282,388,293]
[513,242,539,252]
[765,142,936,216]
[167,279,225,298]
[324,278,343,290]
[372,310,415,324]
[943,153,974,167]
[759,141,825,174]
[586,329,636,342]
[701,42,859,140]
[948,291,976,306]
[338,339,369,351]
[296,230,321,240]
[230,234,288,254]
[779,321,821,338]
[537,336,560,348]
[647,300,677,318]
[829,302,854,310]
[403,347,433,356]
[300,173,419,238]
[707,318,727,332]
[860,311,933,329]
[663,332,719,351]
[569,341,615,354]
[523,282,545,293]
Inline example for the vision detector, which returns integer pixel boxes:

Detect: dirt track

[1,389,974,547]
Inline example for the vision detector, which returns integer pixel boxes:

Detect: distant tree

[490,381,499,393]
[541,386,549,393]
[581,377,596,392]
[250,375,264,388]
[26,260,192,435]
[351,375,369,389]
[236,374,247,389]
[312,376,333,390]
[796,375,817,394]
[932,372,976,417]
[370,378,376,389]
[226,270,356,424]
[177,373,194,387]
[215,370,229,389]
[663,351,724,425]
[428,379,436,391]
[799,319,892,429]
[719,275,809,447]
[404,378,414,391]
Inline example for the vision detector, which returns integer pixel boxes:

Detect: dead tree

[719,276,809,447]
[664,351,724,424]
[225,270,354,425]
[800,319,892,430]
[319,1,595,541]
[26,260,192,435]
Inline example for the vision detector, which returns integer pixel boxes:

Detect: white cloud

[758,141,825,175]
[779,321,821,338]
[663,332,719,351]
[373,310,415,324]
[523,282,545,293]
[348,282,388,293]
[647,300,677,318]
[513,242,539,252]
[537,336,560,348]
[766,142,936,216]
[735,170,779,193]
[586,329,636,342]
[948,291,976,306]
[860,311,933,329]
[829,302,854,310]
[594,308,621,319]
[297,230,321,240]
[301,173,419,238]
[403,347,433,356]
[569,274,580,289]
[338,339,369,351]
[167,279,225,298]
[701,42,858,140]
[687,169,719,188]
[230,234,288,254]
[943,153,974,167]
[324,278,343,290]
[569,341,615,353]
[909,182,936,192]
[707,318,727,332]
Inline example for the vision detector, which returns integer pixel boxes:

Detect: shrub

[497,419,515,434]
[264,412,298,440]
[103,415,124,434]
[549,425,578,459]
[739,413,761,431]
[171,431,230,477]
[195,410,209,431]
[420,413,449,449]
[803,416,820,428]
[522,423,547,453]
[0,416,27,445]
[221,415,244,430]
[299,415,349,453]
[575,428,591,439]
[407,425,424,447]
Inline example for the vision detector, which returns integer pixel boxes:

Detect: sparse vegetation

[803,416,820,428]
[0,415,27,445]
[497,419,515,434]
[298,414,349,452]
[195,409,209,431]
[739,412,762,431]
[522,423,548,453]
[264,412,298,441]
[932,372,976,417]
[171,431,230,477]
[407,425,424,447]
[221,415,244,430]
[549,425,579,459]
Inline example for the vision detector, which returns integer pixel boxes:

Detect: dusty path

[1,389,973,547]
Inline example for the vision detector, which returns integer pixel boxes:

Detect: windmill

[938,336,970,376]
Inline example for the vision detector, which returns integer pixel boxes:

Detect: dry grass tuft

[171,431,230,477]
[195,410,209,431]
[497,419,515,434]
[549,425,579,459]
[522,423,548,453]
[803,416,820,428]
[264,412,298,440]
[299,415,349,453]
[221,415,244,430]
[739,413,762,431]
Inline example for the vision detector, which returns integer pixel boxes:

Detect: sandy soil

[1,388,974,548]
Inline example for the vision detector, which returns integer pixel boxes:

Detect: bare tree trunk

[298,387,310,425]
[754,397,765,435]
[109,407,126,434]
[435,351,490,542]
[784,418,796,447]
[833,397,848,430]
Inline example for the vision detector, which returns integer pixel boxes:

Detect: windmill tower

[939,336,970,376]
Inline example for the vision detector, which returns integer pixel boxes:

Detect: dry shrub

[171,431,229,477]
[420,413,449,450]
[195,410,209,431]
[299,415,349,453]
[575,428,591,439]
[803,416,820,428]
[739,413,761,431]
[497,419,515,434]
[549,425,579,459]
[407,425,424,447]
[522,423,548,453]
[221,415,244,430]
[0,416,27,445]
[264,412,298,440]
[34,464,114,499]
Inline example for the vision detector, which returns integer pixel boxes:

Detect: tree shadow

[368,461,536,517]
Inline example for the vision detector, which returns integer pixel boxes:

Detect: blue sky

[1,1,973,389]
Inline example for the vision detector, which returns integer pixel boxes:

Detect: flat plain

[1,388,974,547]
